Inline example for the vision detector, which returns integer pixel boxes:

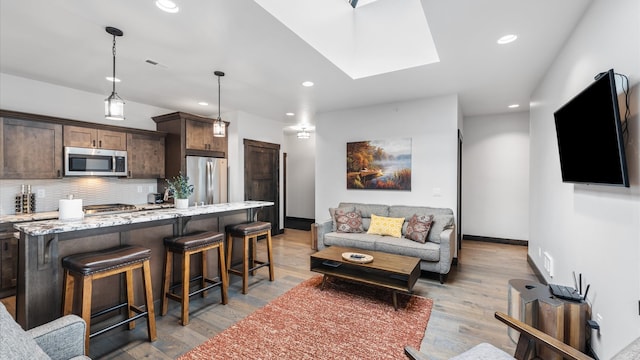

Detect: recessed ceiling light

[508,104,520,109]
[198,102,209,106]
[302,81,314,87]
[156,0,179,13]
[106,77,121,82]
[286,112,295,116]
[497,34,518,45]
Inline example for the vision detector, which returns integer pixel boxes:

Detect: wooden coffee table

[310,246,421,310]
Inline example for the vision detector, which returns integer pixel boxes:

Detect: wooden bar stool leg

[226,233,233,271]
[161,250,172,316]
[201,250,208,298]
[126,269,136,330]
[181,252,191,326]
[242,235,249,294]
[80,275,93,355]
[142,259,157,341]
[218,242,228,305]
[62,270,74,315]
[266,230,275,281]
[250,236,257,276]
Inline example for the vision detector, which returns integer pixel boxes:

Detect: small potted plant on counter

[165,172,194,209]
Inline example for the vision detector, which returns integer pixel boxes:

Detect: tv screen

[554,69,629,187]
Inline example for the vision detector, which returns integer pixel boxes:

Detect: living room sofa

[314,202,456,283]
[0,301,89,360]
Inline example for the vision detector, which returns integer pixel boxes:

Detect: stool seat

[164,231,224,252]
[62,245,151,276]
[226,221,271,236]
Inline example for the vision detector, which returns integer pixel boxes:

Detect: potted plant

[165,172,194,209]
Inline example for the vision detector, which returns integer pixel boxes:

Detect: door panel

[244,139,280,233]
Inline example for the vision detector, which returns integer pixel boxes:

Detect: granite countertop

[11,201,273,236]
[0,203,173,225]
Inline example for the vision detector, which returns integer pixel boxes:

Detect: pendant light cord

[217,74,221,120]
[112,35,117,94]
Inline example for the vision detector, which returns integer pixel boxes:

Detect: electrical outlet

[137,186,143,193]
[37,189,46,198]
[432,187,442,197]
[148,185,154,192]
[538,247,541,257]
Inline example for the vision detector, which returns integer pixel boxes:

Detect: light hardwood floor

[3,229,537,359]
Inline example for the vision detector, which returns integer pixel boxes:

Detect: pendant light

[213,71,226,137]
[105,26,125,121]
[297,128,310,139]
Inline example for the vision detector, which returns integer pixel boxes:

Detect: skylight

[254,0,439,79]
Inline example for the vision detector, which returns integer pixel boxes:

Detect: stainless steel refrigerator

[186,156,228,206]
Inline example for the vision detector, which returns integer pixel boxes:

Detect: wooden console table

[508,279,590,360]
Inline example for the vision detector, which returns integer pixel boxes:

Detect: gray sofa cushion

[324,232,380,250]
[0,302,51,359]
[389,205,454,243]
[375,236,440,262]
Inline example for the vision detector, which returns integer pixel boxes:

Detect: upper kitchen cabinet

[127,132,165,179]
[0,117,63,179]
[64,125,127,150]
[185,119,227,153]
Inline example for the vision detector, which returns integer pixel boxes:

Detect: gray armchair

[0,301,90,360]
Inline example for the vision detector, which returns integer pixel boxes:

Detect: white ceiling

[0,0,592,131]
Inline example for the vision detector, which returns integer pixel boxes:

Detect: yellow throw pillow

[366,214,405,238]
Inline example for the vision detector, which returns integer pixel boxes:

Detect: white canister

[58,197,84,221]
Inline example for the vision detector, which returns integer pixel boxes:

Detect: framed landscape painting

[346,138,411,190]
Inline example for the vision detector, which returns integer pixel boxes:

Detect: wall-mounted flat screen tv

[553,69,629,187]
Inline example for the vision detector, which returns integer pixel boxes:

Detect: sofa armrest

[437,227,455,274]
[313,219,333,250]
[27,314,87,360]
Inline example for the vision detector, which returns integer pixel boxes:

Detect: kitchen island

[13,201,273,329]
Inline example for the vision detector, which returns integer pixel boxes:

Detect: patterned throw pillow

[335,209,364,233]
[366,214,405,238]
[329,206,355,231]
[405,214,434,243]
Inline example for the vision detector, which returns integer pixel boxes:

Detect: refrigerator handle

[206,160,214,204]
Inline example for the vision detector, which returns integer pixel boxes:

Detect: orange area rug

[179,275,433,360]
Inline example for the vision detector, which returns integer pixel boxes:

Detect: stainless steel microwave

[64,146,128,176]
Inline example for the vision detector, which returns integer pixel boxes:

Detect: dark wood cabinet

[0,225,18,297]
[64,125,127,150]
[153,112,228,181]
[185,119,227,152]
[127,132,166,178]
[0,117,63,179]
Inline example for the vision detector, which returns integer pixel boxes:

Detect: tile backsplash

[0,178,161,215]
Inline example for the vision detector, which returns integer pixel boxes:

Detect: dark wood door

[244,139,280,234]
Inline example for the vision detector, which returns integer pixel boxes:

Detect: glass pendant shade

[213,117,225,137]
[105,92,125,120]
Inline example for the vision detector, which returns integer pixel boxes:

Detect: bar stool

[161,231,228,326]
[62,245,157,355]
[226,221,274,294]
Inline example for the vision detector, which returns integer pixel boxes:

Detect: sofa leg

[452,257,458,266]
[439,274,447,284]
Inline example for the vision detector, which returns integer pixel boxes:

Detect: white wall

[315,95,459,225]
[283,132,316,219]
[0,73,170,130]
[227,110,285,230]
[463,112,530,240]
[529,0,640,358]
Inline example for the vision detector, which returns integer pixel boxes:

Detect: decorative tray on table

[342,252,374,264]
